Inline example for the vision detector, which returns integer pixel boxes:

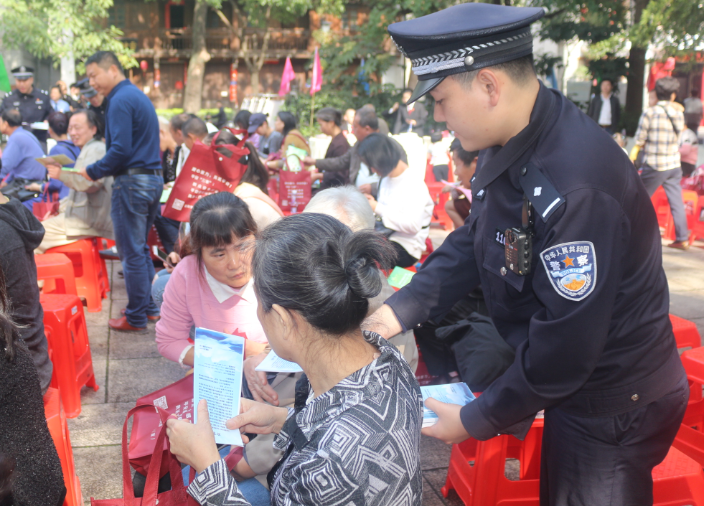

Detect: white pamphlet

[193,327,245,446]
[421,383,475,428]
[255,350,303,373]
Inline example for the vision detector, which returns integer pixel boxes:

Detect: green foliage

[316,0,456,99]
[587,56,628,84]
[0,0,136,70]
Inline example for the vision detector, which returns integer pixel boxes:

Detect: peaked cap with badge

[388,3,544,103]
[11,65,34,80]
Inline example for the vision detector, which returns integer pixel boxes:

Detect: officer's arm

[460,188,627,440]
[385,223,481,331]
[86,101,133,180]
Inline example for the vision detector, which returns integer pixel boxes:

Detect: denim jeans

[151,269,171,309]
[111,174,162,327]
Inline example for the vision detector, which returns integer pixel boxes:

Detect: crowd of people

[0,1,703,504]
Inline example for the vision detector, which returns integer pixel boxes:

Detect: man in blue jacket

[80,51,162,331]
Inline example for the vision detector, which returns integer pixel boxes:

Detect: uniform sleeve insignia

[540,241,596,301]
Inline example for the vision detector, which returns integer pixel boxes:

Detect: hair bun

[344,255,382,300]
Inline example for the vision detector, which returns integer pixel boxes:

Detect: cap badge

[20,66,25,72]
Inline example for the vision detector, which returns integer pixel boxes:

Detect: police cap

[388,4,545,103]
[11,65,34,80]
[75,77,98,98]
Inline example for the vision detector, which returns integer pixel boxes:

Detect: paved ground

[68,230,704,505]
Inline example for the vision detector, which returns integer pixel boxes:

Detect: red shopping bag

[278,169,311,214]
[163,128,250,222]
[91,404,197,506]
[32,187,60,221]
[128,375,194,477]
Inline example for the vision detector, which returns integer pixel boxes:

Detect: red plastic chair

[664,190,699,242]
[692,196,704,243]
[652,446,704,506]
[671,314,702,351]
[680,347,704,431]
[44,387,83,506]
[651,186,671,229]
[40,293,98,418]
[440,418,544,506]
[35,253,78,296]
[426,181,453,231]
[46,239,108,312]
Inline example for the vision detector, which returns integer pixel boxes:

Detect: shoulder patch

[518,163,565,222]
[540,241,596,301]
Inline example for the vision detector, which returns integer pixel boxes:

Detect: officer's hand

[46,163,62,180]
[77,166,92,181]
[302,156,316,167]
[421,398,471,444]
[25,183,41,192]
[243,352,279,405]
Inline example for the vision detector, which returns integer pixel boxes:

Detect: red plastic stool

[40,293,98,418]
[680,347,704,431]
[441,418,544,505]
[46,239,107,312]
[426,181,453,230]
[44,387,83,506]
[35,253,78,296]
[653,446,704,505]
[671,314,702,351]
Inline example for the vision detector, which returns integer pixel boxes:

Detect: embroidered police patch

[540,241,596,301]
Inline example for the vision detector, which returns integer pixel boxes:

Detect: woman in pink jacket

[155,192,268,367]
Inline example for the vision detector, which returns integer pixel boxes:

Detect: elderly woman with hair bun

[166,213,423,506]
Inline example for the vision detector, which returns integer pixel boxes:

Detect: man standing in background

[587,78,620,134]
[81,51,163,331]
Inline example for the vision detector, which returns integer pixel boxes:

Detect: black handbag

[0,178,42,202]
[374,216,396,238]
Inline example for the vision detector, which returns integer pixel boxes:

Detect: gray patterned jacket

[188,331,424,505]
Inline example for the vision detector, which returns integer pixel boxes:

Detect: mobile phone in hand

[152,246,171,266]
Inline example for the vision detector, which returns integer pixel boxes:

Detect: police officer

[366,4,688,504]
[75,78,106,128]
[1,66,51,153]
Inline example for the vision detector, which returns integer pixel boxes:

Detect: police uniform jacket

[386,84,686,440]
[1,87,52,144]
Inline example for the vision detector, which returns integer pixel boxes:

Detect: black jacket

[0,340,65,506]
[388,84,684,440]
[0,198,53,391]
[586,93,620,128]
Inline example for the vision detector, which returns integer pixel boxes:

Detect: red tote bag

[163,128,250,222]
[91,404,197,506]
[32,187,60,221]
[128,375,194,477]
[278,168,311,214]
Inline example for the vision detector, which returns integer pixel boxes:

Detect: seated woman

[22,111,79,211]
[442,138,478,230]
[35,109,111,253]
[359,133,434,267]
[0,264,66,506]
[166,213,423,506]
[264,111,310,171]
[155,192,267,368]
[212,129,283,230]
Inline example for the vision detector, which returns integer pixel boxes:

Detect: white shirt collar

[204,267,255,304]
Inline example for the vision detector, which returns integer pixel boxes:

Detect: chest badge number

[540,241,596,301]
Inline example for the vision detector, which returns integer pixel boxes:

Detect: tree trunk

[183,0,211,113]
[241,5,272,96]
[624,0,650,121]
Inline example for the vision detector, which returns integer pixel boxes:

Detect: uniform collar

[472,82,556,197]
[17,87,34,98]
[204,267,255,304]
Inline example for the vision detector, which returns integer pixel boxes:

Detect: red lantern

[140,60,148,71]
